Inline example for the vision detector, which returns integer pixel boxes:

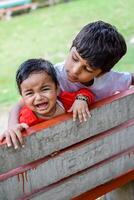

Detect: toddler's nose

[35,93,43,100]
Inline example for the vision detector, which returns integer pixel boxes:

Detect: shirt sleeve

[59,89,95,111]
[93,71,132,101]
[19,106,45,126]
[107,71,132,92]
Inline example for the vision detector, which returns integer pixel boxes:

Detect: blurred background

[0,0,134,113]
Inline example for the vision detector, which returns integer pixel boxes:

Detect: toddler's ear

[57,85,61,96]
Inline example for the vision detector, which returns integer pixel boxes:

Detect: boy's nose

[71,64,81,75]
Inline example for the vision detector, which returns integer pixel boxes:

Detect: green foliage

[0,0,134,107]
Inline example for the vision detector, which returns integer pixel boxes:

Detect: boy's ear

[96,71,105,77]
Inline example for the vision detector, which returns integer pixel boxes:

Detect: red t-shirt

[19,89,94,126]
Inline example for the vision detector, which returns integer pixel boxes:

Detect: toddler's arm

[59,89,95,122]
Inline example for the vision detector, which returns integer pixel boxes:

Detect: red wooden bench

[0,88,134,199]
[0,3,37,20]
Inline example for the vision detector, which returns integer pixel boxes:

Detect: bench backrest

[0,88,134,200]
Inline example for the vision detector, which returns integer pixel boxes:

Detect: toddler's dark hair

[16,58,58,94]
[72,20,127,72]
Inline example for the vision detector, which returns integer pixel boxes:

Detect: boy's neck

[81,79,94,86]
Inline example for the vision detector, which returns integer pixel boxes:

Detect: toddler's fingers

[67,107,73,113]
[73,110,77,121]
[86,108,91,118]
[78,112,83,123]
[82,111,87,122]
[19,123,29,131]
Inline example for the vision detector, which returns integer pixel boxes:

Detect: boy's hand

[67,99,91,122]
[0,123,29,149]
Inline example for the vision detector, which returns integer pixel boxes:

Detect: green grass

[0,0,134,106]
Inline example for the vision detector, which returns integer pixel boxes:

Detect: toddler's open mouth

[35,102,48,110]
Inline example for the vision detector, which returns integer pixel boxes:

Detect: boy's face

[64,47,102,84]
[20,72,59,118]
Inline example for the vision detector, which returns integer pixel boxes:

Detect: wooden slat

[72,169,134,200]
[1,89,134,174]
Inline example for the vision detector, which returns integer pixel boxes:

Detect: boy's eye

[25,92,33,96]
[84,66,93,73]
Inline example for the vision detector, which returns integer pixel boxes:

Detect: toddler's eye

[42,87,50,91]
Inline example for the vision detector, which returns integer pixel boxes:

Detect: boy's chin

[67,75,78,82]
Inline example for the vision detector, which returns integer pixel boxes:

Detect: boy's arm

[0,122,29,149]
[8,100,24,128]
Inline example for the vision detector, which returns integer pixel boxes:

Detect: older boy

[55,21,133,102]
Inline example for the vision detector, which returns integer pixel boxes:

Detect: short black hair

[16,58,58,94]
[72,20,127,73]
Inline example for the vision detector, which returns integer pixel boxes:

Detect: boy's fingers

[0,133,5,142]
[10,131,19,149]
[16,131,24,146]
[6,133,12,147]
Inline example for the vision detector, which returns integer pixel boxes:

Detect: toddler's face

[20,72,59,118]
[64,47,102,84]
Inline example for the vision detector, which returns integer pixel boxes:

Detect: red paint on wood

[16,146,134,199]
[72,169,134,200]
[18,172,28,193]
[0,118,134,181]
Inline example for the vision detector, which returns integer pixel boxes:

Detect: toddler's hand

[0,123,29,149]
[68,99,91,122]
